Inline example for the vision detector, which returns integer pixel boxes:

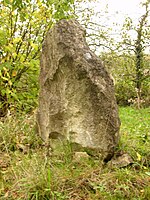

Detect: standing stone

[37,19,120,159]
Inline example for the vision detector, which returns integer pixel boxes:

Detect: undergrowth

[0,107,150,200]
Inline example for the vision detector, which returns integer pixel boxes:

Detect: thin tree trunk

[135,3,149,108]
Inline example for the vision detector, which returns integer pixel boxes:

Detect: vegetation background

[0,0,150,199]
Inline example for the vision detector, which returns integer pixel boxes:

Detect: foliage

[75,0,115,53]
[1,0,149,114]
[0,0,75,115]
[120,1,150,108]
[0,107,150,199]
[101,52,150,107]
[75,0,150,107]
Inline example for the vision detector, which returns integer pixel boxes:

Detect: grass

[0,107,150,200]
[119,107,150,167]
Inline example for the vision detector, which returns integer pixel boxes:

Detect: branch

[88,42,118,52]
[12,12,19,37]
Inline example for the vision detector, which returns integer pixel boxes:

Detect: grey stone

[108,152,133,168]
[36,19,120,159]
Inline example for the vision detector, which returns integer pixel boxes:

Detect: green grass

[119,107,150,167]
[0,107,150,200]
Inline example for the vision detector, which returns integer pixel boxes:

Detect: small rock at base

[73,152,90,162]
[108,153,133,168]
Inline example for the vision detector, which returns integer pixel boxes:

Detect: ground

[0,107,150,199]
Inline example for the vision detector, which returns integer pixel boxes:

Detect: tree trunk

[135,3,149,108]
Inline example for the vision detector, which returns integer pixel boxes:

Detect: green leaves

[145,172,150,176]
[3,0,29,10]
[0,0,76,114]
[53,0,75,20]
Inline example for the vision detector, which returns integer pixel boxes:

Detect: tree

[0,0,75,116]
[74,1,116,53]
[135,1,150,108]
[77,0,150,107]
[120,0,150,108]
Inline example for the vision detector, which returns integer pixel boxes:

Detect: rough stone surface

[108,152,133,168]
[37,19,120,159]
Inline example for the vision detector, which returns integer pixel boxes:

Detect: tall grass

[0,107,150,199]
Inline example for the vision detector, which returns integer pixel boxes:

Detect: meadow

[0,107,150,200]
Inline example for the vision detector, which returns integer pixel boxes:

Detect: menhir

[36,19,121,160]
